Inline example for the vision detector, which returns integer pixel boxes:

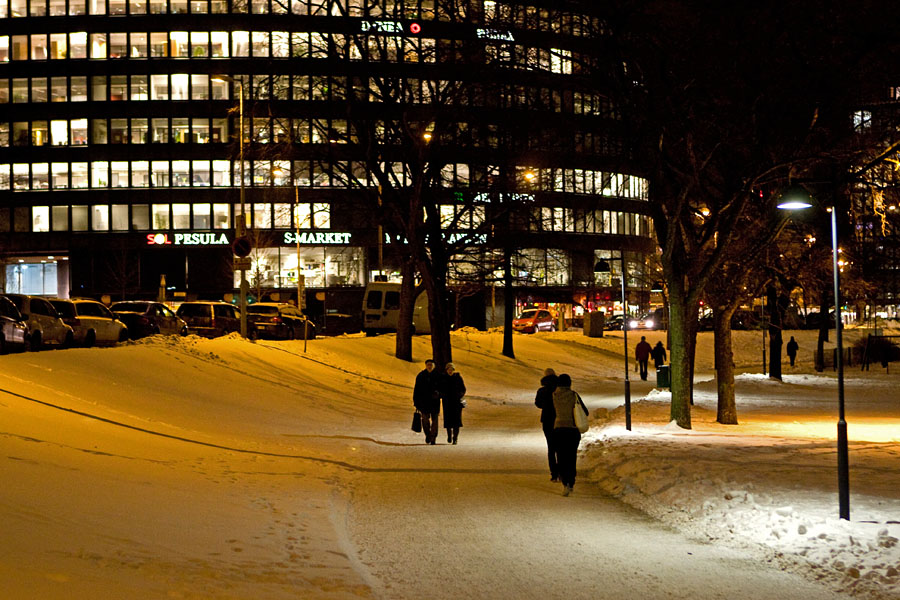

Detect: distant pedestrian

[552,374,588,496]
[787,336,799,367]
[651,341,667,368]
[635,336,652,381]
[440,362,466,445]
[413,359,440,445]
[534,368,559,481]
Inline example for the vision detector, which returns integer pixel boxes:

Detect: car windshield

[7,295,24,310]
[50,301,76,318]
[247,305,279,315]
[518,310,538,319]
[111,302,150,313]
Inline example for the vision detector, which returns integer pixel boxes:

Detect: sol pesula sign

[146,232,231,246]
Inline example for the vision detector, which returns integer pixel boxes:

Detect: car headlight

[645,319,654,328]
[628,320,639,329]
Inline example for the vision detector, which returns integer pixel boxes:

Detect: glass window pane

[51,162,69,188]
[92,205,110,230]
[71,162,88,188]
[152,204,169,228]
[111,204,128,230]
[91,162,109,187]
[52,205,68,230]
[191,203,210,228]
[212,203,230,228]
[152,160,169,186]
[72,205,89,230]
[132,204,150,229]
[132,160,150,186]
[33,206,50,232]
[172,203,190,228]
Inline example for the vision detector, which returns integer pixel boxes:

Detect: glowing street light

[778,187,849,520]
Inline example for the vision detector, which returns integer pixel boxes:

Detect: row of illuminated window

[1,0,602,39]
[0,160,649,198]
[0,72,615,119]
[0,31,435,61]
[7,201,331,233]
[3,117,231,146]
[439,202,652,238]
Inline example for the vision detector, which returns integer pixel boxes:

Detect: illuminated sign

[361,20,420,34]
[284,231,352,245]
[476,28,515,41]
[146,232,230,246]
[472,192,534,203]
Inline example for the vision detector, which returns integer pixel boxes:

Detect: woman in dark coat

[440,362,466,444]
[534,368,559,481]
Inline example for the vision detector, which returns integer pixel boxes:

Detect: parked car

[5,294,74,351]
[247,302,316,340]
[0,294,28,354]
[50,298,129,346]
[175,301,241,338]
[512,308,556,333]
[604,314,626,330]
[110,301,187,339]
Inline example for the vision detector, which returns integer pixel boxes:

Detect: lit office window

[49,34,67,59]
[32,206,50,232]
[92,205,110,231]
[169,32,189,57]
[312,203,330,228]
[232,31,250,57]
[192,160,210,186]
[253,203,272,228]
[132,161,150,187]
[111,205,129,230]
[52,206,68,231]
[91,162,109,188]
[32,163,49,189]
[71,119,88,145]
[51,163,69,188]
[150,32,168,57]
[130,33,148,58]
[152,204,169,228]
[111,161,129,187]
[191,31,209,57]
[213,203,230,228]
[192,203,211,228]
[173,203,190,229]
[70,32,88,58]
[132,204,151,230]
[51,77,67,102]
[72,205,89,231]
[71,163,88,188]
[152,161,169,186]
[172,160,190,186]
[171,74,190,99]
[90,33,107,59]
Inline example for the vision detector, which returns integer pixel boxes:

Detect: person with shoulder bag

[413,359,440,445]
[552,374,588,496]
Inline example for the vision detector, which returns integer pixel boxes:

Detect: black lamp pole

[621,253,632,431]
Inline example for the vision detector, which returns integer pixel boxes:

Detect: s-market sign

[146,232,231,246]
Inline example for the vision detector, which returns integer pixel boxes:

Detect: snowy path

[337,410,849,600]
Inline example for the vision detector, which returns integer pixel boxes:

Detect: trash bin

[656,365,671,388]
[583,311,605,337]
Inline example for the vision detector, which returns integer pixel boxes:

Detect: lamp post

[778,190,849,520]
[595,254,632,431]
[212,75,248,338]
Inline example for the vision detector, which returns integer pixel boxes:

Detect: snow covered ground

[0,325,897,599]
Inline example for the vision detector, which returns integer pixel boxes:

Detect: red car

[512,309,556,333]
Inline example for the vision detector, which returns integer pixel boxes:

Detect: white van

[362,282,431,335]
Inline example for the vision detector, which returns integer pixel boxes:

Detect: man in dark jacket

[413,359,440,444]
[534,368,559,481]
[635,336,652,381]
[786,336,799,367]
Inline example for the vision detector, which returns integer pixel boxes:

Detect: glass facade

[1,0,653,302]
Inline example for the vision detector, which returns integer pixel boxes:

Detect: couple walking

[413,359,467,445]
[534,369,589,496]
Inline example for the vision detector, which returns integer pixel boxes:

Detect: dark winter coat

[413,368,440,414]
[635,340,652,362]
[651,342,667,367]
[534,374,558,430]
[440,372,466,429]
[786,339,799,357]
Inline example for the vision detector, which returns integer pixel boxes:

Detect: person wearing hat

[440,362,467,444]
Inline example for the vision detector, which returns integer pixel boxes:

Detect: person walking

[440,362,466,445]
[651,341,667,368]
[635,336,652,381]
[787,336,799,367]
[534,368,559,481]
[413,359,440,445]
[552,374,588,496]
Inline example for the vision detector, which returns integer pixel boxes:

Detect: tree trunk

[667,286,694,429]
[394,258,415,362]
[419,259,453,369]
[816,283,829,372]
[767,286,783,380]
[713,306,738,424]
[502,245,515,359]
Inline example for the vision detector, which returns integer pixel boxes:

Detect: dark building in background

[0,0,656,327]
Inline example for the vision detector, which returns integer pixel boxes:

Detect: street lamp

[595,254,632,431]
[778,188,849,520]
[211,74,249,338]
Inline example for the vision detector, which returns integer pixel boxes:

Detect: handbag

[460,396,467,408]
[411,411,422,433]
[573,394,589,433]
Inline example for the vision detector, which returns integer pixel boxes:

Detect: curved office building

[0,0,655,327]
